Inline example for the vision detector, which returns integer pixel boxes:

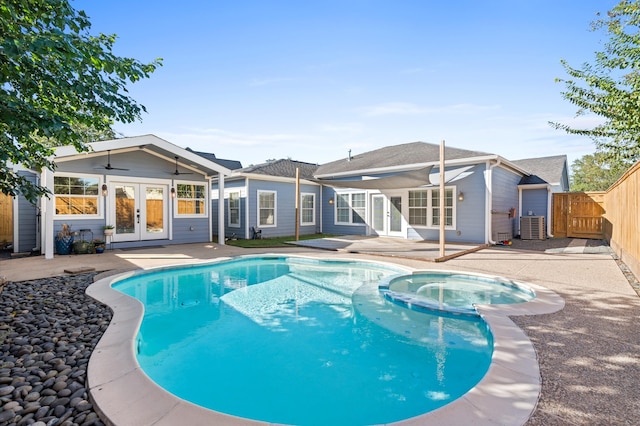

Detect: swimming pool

[112,256,493,425]
[86,254,564,425]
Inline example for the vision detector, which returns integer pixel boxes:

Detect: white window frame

[173,181,209,218]
[407,186,456,229]
[257,190,277,228]
[53,173,104,219]
[300,192,316,226]
[334,191,366,226]
[228,191,241,228]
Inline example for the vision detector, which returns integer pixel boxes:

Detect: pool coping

[85,255,565,426]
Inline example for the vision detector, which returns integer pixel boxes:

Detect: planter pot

[95,246,105,254]
[104,229,114,237]
[73,240,94,255]
[55,236,74,255]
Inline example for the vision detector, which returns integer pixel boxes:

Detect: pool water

[381,271,535,315]
[113,257,494,425]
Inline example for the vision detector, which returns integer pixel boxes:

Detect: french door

[371,194,403,237]
[110,182,169,242]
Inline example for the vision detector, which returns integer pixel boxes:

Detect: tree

[551,0,640,165]
[0,0,162,203]
[570,152,626,191]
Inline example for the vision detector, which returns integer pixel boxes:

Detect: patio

[1,238,639,424]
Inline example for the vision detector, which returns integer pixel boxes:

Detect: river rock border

[0,273,111,426]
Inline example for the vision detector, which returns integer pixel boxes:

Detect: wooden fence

[553,192,606,239]
[0,193,12,246]
[602,161,640,281]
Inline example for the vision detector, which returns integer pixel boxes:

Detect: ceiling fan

[169,156,193,175]
[95,150,129,171]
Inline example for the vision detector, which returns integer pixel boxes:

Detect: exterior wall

[320,186,367,237]
[247,180,320,238]
[52,151,212,251]
[321,164,489,244]
[212,179,248,239]
[491,166,521,241]
[521,188,548,218]
[17,171,39,253]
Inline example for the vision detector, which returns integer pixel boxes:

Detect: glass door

[372,195,385,234]
[112,183,168,242]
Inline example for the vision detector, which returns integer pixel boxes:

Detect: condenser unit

[520,216,545,240]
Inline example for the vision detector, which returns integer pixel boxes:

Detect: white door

[371,194,404,237]
[111,183,168,242]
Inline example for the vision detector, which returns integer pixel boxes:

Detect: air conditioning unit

[521,216,545,240]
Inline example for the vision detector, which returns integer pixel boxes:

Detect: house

[314,142,569,244]
[13,135,231,259]
[212,159,321,240]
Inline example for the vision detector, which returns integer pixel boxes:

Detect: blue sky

[77,0,618,168]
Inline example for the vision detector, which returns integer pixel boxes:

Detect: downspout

[244,177,250,239]
[485,158,501,245]
[218,172,225,245]
[518,186,523,238]
[546,185,554,238]
[319,185,323,234]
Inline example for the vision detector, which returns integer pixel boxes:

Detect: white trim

[334,191,367,226]
[52,172,105,220]
[172,180,209,219]
[12,192,18,253]
[257,190,277,228]
[300,192,316,226]
[407,186,457,230]
[227,190,241,228]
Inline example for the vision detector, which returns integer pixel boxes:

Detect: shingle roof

[238,159,319,180]
[511,155,567,185]
[315,142,492,176]
[186,147,243,170]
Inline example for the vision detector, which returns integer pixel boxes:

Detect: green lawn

[221,233,337,248]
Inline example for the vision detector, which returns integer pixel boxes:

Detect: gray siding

[320,186,367,236]
[248,180,321,238]
[521,188,548,219]
[491,166,521,240]
[172,218,210,244]
[213,179,248,239]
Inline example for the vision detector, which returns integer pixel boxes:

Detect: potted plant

[93,239,106,253]
[103,225,115,237]
[54,224,74,255]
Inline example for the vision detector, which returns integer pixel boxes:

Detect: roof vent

[348,149,352,162]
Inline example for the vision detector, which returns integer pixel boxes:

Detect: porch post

[42,168,55,259]
[218,172,225,245]
[439,140,445,257]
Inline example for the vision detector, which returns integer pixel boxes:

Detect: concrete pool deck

[1,238,639,424]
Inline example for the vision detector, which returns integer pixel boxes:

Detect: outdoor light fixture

[171,187,176,198]
[458,191,464,201]
[102,184,108,197]
[328,198,334,205]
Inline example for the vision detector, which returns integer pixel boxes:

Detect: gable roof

[512,155,567,185]
[237,159,319,180]
[53,134,232,177]
[315,142,493,177]
[186,147,243,170]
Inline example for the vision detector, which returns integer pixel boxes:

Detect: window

[408,187,455,228]
[432,188,454,226]
[228,192,240,227]
[54,175,100,216]
[335,192,366,225]
[176,183,207,216]
[258,190,276,227]
[408,190,428,226]
[300,193,315,225]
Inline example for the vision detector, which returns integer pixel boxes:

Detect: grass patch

[223,233,337,248]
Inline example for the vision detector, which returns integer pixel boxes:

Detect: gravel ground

[0,273,111,426]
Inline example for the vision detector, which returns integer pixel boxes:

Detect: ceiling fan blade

[170,156,194,175]
[98,150,129,171]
